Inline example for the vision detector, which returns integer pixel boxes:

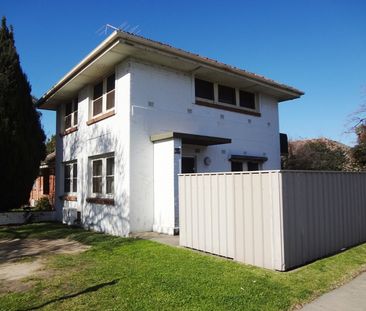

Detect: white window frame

[89,153,115,198]
[64,97,78,131]
[63,161,77,194]
[194,77,259,113]
[91,73,115,118]
[237,89,258,111]
[231,161,262,172]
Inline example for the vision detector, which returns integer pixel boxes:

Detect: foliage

[34,197,52,211]
[351,143,366,169]
[349,125,366,170]
[1,223,366,310]
[355,124,366,144]
[0,17,46,211]
[45,134,56,154]
[282,138,349,171]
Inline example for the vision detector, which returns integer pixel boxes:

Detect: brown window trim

[195,100,261,117]
[60,195,77,201]
[60,126,78,137]
[87,110,115,126]
[86,197,115,205]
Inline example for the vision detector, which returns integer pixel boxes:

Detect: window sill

[60,195,77,201]
[195,100,261,117]
[60,126,78,137]
[87,110,115,126]
[86,197,115,205]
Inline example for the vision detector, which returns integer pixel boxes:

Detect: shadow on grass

[0,223,141,264]
[21,279,120,311]
[0,223,77,241]
[0,223,136,248]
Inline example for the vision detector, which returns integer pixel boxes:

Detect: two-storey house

[38,31,303,236]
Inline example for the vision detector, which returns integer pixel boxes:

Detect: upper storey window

[239,90,256,110]
[64,97,78,130]
[195,79,214,101]
[195,78,259,116]
[218,85,236,106]
[92,73,115,117]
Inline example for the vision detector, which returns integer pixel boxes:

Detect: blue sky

[1,0,365,145]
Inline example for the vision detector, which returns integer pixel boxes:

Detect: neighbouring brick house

[29,152,56,207]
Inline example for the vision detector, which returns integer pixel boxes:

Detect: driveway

[0,238,89,293]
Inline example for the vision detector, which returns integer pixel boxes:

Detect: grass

[0,223,366,311]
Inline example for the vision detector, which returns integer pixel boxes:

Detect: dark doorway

[182,157,196,173]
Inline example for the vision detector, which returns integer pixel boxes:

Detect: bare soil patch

[0,238,89,293]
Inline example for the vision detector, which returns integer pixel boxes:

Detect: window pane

[107,157,114,176]
[106,90,115,110]
[93,82,103,100]
[72,98,78,112]
[43,175,49,195]
[73,111,78,126]
[64,115,72,129]
[73,163,78,178]
[247,162,259,171]
[65,165,71,178]
[107,74,115,92]
[93,97,103,116]
[106,177,114,194]
[72,177,77,192]
[239,91,256,109]
[64,179,71,193]
[218,85,236,105]
[195,78,214,100]
[231,162,243,172]
[93,160,102,177]
[93,177,102,194]
[65,102,72,115]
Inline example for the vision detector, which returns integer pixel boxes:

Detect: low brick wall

[0,211,57,226]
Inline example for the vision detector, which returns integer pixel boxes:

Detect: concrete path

[302,272,366,311]
[131,232,180,247]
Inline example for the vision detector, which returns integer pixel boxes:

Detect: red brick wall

[29,173,55,207]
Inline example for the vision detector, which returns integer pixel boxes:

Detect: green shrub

[34,197,52,211]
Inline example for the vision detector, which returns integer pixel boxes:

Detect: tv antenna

[96,23,141,36]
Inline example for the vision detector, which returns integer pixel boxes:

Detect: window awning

[150,132,231,146]
[229,155,268,162]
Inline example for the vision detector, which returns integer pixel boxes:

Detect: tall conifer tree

[0,17,46,211]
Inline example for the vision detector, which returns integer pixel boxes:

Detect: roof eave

[37,31,121,109]
[37,31,304,110]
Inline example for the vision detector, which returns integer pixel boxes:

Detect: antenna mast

[96,23,141,36]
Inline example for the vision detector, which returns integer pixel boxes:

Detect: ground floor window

[90,154,115,196]
[231,161,243,172]
[231,161,260,172]
[247,162,259,171]
[64,161,77,193]
[43,173,50,195]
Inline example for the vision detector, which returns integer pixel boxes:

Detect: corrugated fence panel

[282,171,366,270]
[233,174,245,262]
[178,176,186,246]
[179,171,366,271]
[243,174,255,266]
[179,172,283,270]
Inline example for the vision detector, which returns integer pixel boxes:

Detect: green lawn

[0,223,366,311]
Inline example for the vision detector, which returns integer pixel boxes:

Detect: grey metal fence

[179,171,366,271]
